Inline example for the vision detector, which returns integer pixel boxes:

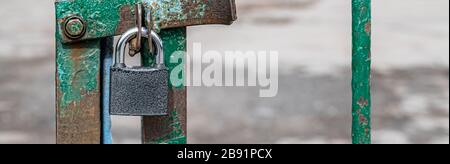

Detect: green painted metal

[56,0,236,43]
[352,0,372,144]
[141,28,187,144]
[55,38,102,144]
[55,0,104,144]
[56,0,137,42]
[55,0,235,144]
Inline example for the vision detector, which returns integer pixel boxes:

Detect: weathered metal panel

[55,38,102,144]
[55,0,237,43]
[141,28,187,144]
[55,0,234,144]
[352,0,372,144]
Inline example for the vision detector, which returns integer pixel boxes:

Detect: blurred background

[0,0,448,144]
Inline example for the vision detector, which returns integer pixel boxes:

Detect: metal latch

[56,0,237,43]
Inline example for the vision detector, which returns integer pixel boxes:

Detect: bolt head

[64,16,86,39]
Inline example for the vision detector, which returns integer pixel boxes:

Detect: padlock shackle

[114,27,164,68]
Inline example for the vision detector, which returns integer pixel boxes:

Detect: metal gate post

[55,37,103,144]
[351,0,372,144]
[55,0,236,144]
[141,28,187,144]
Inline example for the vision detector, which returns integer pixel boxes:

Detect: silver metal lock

[110,27,169,116]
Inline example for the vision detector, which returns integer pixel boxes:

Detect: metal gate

[54,0,371,144]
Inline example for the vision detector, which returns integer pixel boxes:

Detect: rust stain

[57,91,100,144]
[59,0,236,43]
[161,0,235,29]
[365,127,370,136]
[70,43,87,88]
[364,22,371,35]
[357,96,369,108]
[356,109,368,126]
[116,5,135,34]
[59,17,72,41]
[142,88,187,142]
[56,40,101,144]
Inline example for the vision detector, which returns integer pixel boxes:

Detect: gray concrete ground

[0,0,448,144]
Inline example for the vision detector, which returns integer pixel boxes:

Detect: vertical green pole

[141,28,187,144]
[352,0,371,144]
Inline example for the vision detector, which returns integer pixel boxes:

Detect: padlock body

[110,66,169,116]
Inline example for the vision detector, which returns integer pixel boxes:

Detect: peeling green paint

[56,0,137,41]
[56,0,235,43]
[56,24,102,144]
[55,0,234,144]
[150,110,186,144]
[142,28,187,144]
[56,1,103,144]
[162,28,187,89]
[142,27,186,89]
[56,39,100,109]
[144,0,207,31]
[352,0,371,144]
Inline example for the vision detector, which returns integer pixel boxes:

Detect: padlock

[110,27,169,116]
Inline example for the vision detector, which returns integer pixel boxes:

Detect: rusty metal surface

[141,28,187,144]
[56,40,102,144]
[154,0,237,29]
[56,0,237,43]
[142,88,187,143]
[54,0,235,144]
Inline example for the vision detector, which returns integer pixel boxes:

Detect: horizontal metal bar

[55,0,237,43]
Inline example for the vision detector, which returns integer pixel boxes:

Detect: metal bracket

[56,0,237,43]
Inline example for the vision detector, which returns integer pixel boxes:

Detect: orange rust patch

[364,22,371,35]
[357,96,369,108]
[57,90,100,144]
[142,88,187,142]
[116,5,135,34]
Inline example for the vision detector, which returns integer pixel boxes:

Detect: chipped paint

[55,1,103,143]
[152,110,187,144]
[55,39,102,143]
[56,0,236,43]
[56,40,100,109]
[141,28,187,144]
[56,0,137,42]
[55,0,235,144]
[352,0,371,144]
